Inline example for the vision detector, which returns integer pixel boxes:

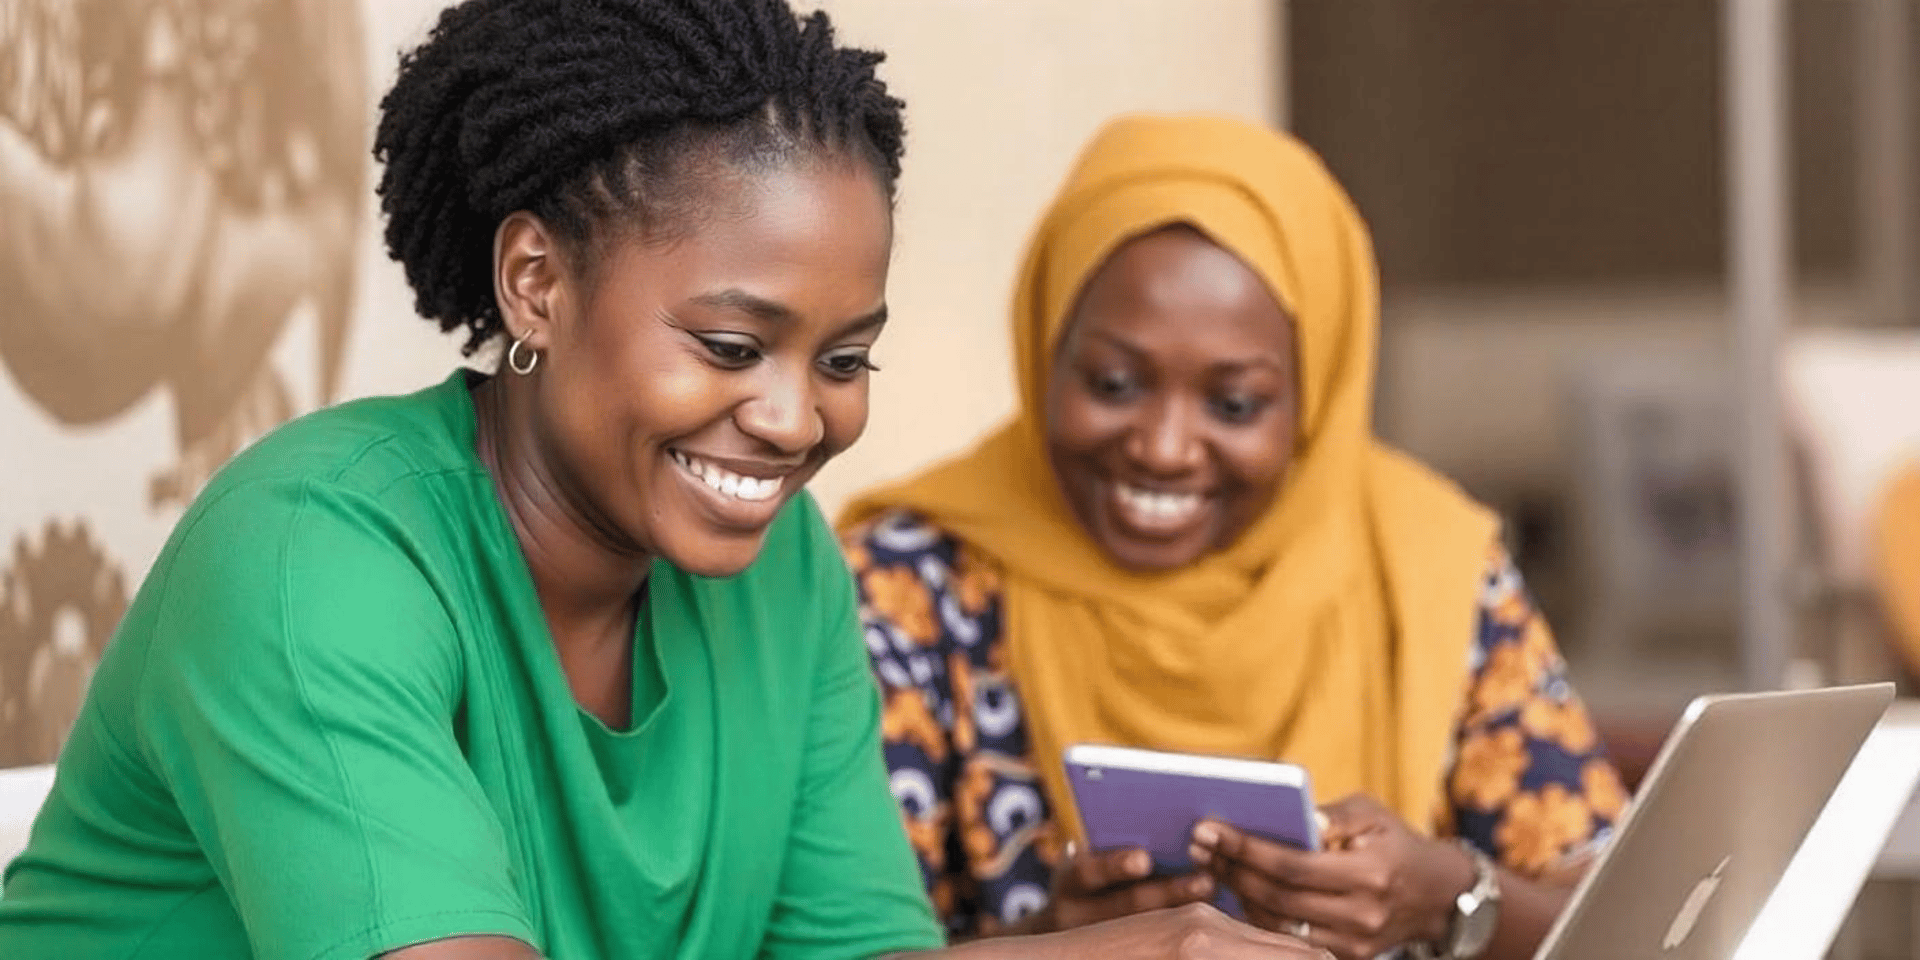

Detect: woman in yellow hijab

[840,115,1625,960]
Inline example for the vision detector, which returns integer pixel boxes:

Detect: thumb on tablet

[1062,844,1153,894]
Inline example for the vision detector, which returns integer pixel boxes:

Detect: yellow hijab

[841,114,1497,838]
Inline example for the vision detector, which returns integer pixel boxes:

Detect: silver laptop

[1535,682,1894,960]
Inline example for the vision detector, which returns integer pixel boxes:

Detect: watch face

[1455,893,1499,957]
[1451,851,1501,958]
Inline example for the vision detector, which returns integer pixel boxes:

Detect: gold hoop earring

[507,332,541,375]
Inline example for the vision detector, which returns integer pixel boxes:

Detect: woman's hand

[1022,842,1218,933]
[1188,795,1476,960]
[1036,902,1331,959]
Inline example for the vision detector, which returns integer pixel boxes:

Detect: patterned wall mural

[0,0,368,766]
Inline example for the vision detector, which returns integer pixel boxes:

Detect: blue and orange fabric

[847,510,1626,935]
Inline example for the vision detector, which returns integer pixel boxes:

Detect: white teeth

[671,450,783,502]
[1115,483,1202,522]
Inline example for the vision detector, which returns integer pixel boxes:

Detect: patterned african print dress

[846,509,1629,937]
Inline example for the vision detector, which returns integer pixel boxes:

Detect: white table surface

[1874,700,1920,877]
[1735,699,1920,959]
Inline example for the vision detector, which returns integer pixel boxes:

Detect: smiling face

[500,156,893,577]
[1043,225,1299,572]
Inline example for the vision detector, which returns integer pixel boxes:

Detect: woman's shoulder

[1471,541,1542,642]
[1462,540,1579,722]
[135,380,491,660]
[149,376,489,590]
[122,415,480,738]
[206,373,480,501]
[841,509,1005,658]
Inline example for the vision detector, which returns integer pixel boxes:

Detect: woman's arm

[1190,806,1579,960]
[846,517,973,933]
[387,907,1335,960]
[387,937,544,960]
[925,905,1335,959]
[1470,856,1589,960]
[137,480,538,958]
[1440,547,1626,959]
[1190,547,1623,960]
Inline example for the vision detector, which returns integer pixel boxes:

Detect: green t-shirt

[0,372,940,960]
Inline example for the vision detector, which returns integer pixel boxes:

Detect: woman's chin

[655,531,772,579]
[1094,531,1211,574]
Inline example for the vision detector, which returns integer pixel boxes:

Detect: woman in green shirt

[0,2,1322,959]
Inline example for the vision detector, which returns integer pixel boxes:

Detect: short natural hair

[373,0,907,353]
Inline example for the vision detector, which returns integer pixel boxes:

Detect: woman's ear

[493,211,565,348]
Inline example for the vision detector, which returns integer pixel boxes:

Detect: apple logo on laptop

[1663,855,1731,951]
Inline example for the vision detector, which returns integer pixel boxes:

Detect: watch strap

[1412,841,1500,960]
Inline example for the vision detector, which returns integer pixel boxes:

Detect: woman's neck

[470,374,651,644]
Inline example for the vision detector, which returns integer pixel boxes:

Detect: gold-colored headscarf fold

[842,114,1497,838]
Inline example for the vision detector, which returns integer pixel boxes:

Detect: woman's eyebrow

[688,289,888,336]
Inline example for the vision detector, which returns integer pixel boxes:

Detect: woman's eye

[1211,393,1268,424]
[697,336,760,367]
[821,351,879,379]
[1086,369,1138,402]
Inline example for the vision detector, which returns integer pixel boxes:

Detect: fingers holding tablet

[1062,842,1152,891]
[1046,842,1217,932]
[1190,800,1477,960]
[1189,818,1346,935]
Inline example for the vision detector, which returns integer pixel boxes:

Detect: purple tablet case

[1064,745,1319,918]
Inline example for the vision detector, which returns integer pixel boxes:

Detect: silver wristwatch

[1417,840,1501,960]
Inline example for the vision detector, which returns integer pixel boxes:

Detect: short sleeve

[756,503,944,960]
[844,514,971,927]
[849,511,1059,937]
[133,479,535,960]
[1445,548,1630,876]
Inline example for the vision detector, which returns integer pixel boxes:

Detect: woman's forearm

[887,932,1063,960]
[1480,866,1580,960]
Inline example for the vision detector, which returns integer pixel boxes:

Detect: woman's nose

[1124,396,1204,476]
[735,368,825,454]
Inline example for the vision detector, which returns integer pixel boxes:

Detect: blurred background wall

[1293,7,1920,951]
[1293,1,1920,696]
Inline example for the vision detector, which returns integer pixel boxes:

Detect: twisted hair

[374,0,906,353]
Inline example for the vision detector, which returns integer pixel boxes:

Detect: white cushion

[1785,328,1920,585]
[0,765,56,878]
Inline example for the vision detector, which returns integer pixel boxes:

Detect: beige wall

[0,0,1279,764]
[802,0,1282,513]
